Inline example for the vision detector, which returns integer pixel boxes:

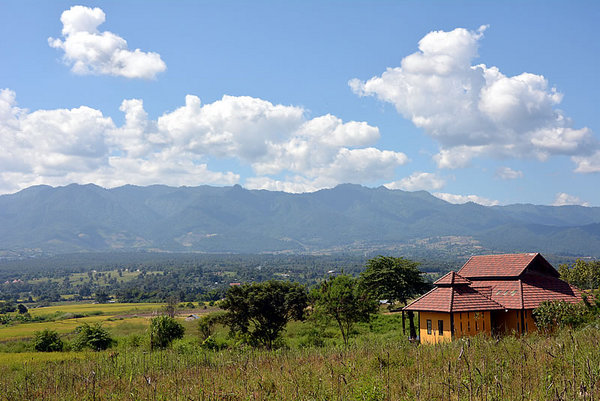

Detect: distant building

[404,253,582,344]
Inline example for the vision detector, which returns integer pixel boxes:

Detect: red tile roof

[404,285,503,312]
[458,253,540,278]
[521,273,582,309]
[404,253,582,313]
[434,271,471,286]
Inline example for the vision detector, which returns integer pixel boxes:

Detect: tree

[150,315,185,349]
[17,304,28,314]
[311,274,378,346]
[359,256,430,339]
[33,329,64,352]
[559,259,600,290]
[73,323,114,351]
[220,280,308,349]
[94,290,109,304]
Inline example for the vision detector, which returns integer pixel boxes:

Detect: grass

[27,302,164,317]
[1,325,600,400]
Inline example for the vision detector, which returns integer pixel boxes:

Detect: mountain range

[1,183,600,258]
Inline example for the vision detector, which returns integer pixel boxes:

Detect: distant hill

[1,183,600,258]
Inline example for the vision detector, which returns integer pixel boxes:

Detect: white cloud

[553,192,590,207]
[433,192,499,206]
[49,6,166,79]
[573,151,600,173]
[495,167,523,180]
[0,89,407,194]
[385,172,445,191]
[350,26,597,170]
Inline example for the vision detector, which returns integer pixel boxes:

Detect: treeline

[0,252,459,305]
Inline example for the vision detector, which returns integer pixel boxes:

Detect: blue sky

[1,1,598,206]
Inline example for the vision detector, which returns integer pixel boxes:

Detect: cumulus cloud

[48,6,166,79]
[385,172,445,191]
[350,26,597,171]
[433,192,499,206]
[495,167,523,180]
[553,192,590,207]
[0,89,407,194]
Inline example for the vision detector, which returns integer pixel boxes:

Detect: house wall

[419,311,452,344]
[453,311,492,338]
[492,309,537,334]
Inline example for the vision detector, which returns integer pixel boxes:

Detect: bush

[150,315,185,349]
[533,300,589,332]
[198,311,226,340]
[73,323,114,351]
[33,329,64,352]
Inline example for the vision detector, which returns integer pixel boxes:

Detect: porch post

[402,310,406,335]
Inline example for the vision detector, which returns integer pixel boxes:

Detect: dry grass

[1,325,600,400]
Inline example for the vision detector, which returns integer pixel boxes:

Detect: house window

[427,319,432,335]
[438,320,444,335]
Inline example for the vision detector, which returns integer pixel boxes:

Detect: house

[403,253,582,344]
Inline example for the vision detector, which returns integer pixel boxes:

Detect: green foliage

[533,300,589,332]
[198,311,226,341]
[311,274,378,346]
[220,280,308,349]
[149,315,185,349]
[73,323,114,351]
[559,259,600,290]
[17,304,28,314]
[33,328,64,352]
[359,255,429,338]
[360,256,430,305]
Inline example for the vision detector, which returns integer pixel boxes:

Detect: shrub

[33,329,64,352]
[533,300,589,332]
[73,323,114,351]
[198,311,226,340]
[150,315,185,349]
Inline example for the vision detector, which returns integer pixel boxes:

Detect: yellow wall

[419,311,452,344]
[418,309,538,344]
[453,311,492,338]
[493,309,537,335]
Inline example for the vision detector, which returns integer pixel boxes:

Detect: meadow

[0,299,599,400]
[1,324,600,400]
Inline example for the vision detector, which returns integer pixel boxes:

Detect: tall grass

[2,323,600,400]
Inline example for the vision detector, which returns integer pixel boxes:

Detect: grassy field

[1,325,600,400]
[0,302,211,342]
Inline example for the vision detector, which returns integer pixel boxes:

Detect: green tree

[311,274,378,347]
[33,329,64,352]
[220,280,308,349]
[558,259,600,290]
[359,256,430,339]
[94,290,109,304]
[17,304,28,314]
[73,323,114,351]
[149,315,185,349]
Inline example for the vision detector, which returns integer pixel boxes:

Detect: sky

[1,0,599,206]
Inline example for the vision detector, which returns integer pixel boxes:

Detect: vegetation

[32,329,64,352]
[72,323,114,351]
[360,255,431,338]
[559,258,600,290]
[220,280,308,349]
[149,315,185,349]
[311,274,378,346]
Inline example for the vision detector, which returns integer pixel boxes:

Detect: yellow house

[404,253,582,344]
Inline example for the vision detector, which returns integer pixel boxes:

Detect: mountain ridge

[1,183,600,257]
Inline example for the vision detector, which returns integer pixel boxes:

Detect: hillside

[1,183,600,257]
